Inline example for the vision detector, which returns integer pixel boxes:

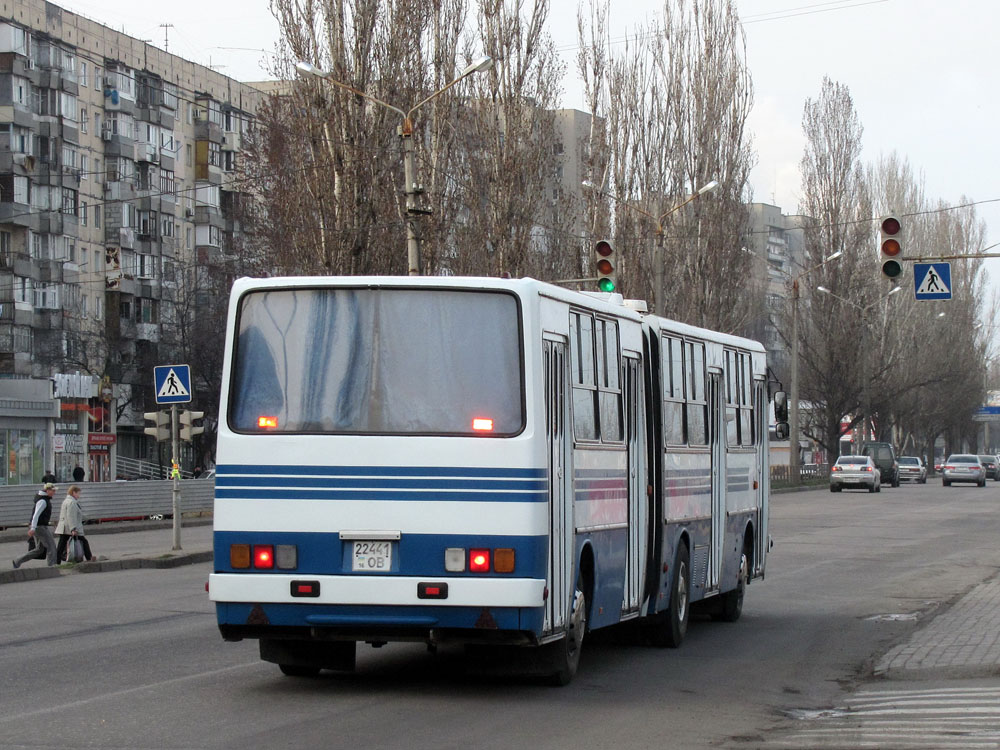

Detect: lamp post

[788,250,843,485]
[816,284,901,442]
[296,57,493,275]
[581,179,718,311]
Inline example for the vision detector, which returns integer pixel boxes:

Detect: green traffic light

[598,278,616,292]
[881,260,903,279]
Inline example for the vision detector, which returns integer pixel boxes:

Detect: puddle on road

[784,708,849,721]
[864,613,919,622]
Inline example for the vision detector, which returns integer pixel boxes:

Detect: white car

[942,455,986,487]
[897,456,927,483]
[830,455,881,493]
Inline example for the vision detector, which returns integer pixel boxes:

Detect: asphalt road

[2,478,999,749]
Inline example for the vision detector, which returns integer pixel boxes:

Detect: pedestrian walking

[72,465,85,482]
[12,483,58,568]
[55,485,95,563]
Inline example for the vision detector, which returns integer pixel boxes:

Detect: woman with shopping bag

[55,485,95,563]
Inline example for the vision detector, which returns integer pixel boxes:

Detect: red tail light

[832,466,842,472]
[469,549,490,573]
[254,545,275,569]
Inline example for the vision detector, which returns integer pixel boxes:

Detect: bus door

[754,379,768,576]
[623,354,646,615]
[708,369,724,591]
[543,337,572,633]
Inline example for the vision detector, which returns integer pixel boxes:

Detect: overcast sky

[55,0,1000,299]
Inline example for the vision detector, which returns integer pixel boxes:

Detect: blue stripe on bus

[215,488,547,502]
[216,464,547,479]
[213,530,548,578]
[216,601,544,634]
[215,475,547,491]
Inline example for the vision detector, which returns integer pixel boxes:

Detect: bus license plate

[352,541,392,572]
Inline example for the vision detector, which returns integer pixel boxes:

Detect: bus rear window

[229,287,524,435]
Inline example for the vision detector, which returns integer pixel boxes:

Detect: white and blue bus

[208,276,786,684]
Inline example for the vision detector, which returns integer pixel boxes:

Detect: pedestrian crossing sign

[154,364,192,404]
[913,262,952,301]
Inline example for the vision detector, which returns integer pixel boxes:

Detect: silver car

[830,455,881,493]
[942,454,986,487]
[897,456,927,483]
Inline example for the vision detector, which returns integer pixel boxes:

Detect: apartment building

[746,203,807,384]
[0,0,260,484]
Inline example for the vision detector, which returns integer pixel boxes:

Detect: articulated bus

[208,276,786,685]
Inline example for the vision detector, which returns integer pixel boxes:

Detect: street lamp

[816,284,901,443]
[295,56,493,275]
[581,179,719,311]
[788,250,843,484]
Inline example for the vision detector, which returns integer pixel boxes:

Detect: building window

[80,107,88,133]
[80,61,87,88]
[61,187,78,216]
[81,201,88,226]
[94,66,101,90]
[13,176,28,204]
[0,231,10,266]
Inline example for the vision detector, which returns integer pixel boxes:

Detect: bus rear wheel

[547,586,586,686]
[715,550,747,622]
[648,541,690,648]
[278,663,321,677]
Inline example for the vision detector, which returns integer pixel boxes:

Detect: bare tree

[577,0,758,333]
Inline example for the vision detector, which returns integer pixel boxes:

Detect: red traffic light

[880,217,901,236]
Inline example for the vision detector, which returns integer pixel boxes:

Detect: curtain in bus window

[662,335,684,445]
[686,342,707,446]
[725,349,739,446]
[598,318,622,442]
[570,312,598,440]
[230,288,522,434]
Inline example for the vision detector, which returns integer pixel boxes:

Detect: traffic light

[179,410,205,442]
[595,239,617,292]
[879,214,903,279]
[143,410,170,442]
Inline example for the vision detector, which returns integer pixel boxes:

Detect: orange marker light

[472,417,494,431]
[258,416,278,429]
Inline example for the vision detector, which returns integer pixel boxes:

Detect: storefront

[0,378,59,485]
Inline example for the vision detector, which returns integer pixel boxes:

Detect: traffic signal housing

[595,239,617,292]
[879,214,903,279]
[143,410,170,442]
[179,410,205,442]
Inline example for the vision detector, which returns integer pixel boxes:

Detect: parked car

[830,455,881,493]
[860,441,900,487]
[942,454,986,487]
[977,455,1000,481]
[897,456,927,483]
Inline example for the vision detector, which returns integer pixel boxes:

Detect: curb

[1,550,213,585]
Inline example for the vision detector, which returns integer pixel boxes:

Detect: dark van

[860,442,899,487]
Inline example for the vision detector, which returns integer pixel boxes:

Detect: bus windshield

[229,287,523,435]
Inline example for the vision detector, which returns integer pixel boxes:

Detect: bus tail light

[257,415,278,429]
[254,545,275,569]
[230,544,251,569]
[493,548,515,573]
[275,544,298,570]
[469,549,491,573]
[444,547,465,572]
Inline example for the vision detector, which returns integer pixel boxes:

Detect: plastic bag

[67,537,84,563]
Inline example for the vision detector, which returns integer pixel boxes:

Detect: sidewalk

[875,573,1000,679]
[0,518,213,585]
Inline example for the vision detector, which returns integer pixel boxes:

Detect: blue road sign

[914,262,952,301]
[154,364,192,404]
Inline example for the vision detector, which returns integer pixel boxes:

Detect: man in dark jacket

[72,465,85,482]
[13,483,58,568]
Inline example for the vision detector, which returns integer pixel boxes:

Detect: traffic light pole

[170,404,182,551]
